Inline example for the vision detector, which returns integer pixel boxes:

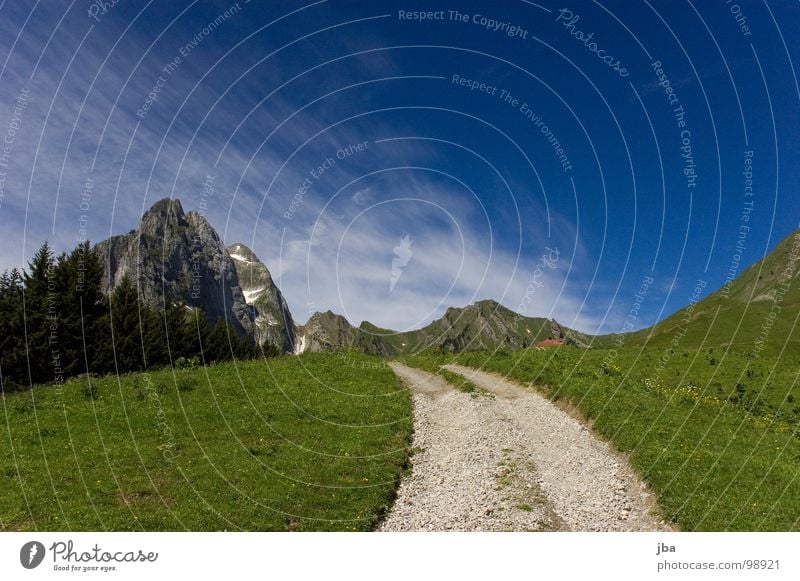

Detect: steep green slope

[625,228,800,355]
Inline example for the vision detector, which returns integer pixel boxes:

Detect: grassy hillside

[0,353,412,531]
[622,229,800,355]
[446,347,800,531]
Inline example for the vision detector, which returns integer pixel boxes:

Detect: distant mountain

[621,228,800,355]
[227,243,295,353]
[93,198,591,357]
[95,199,252,335]
[293,311,397,356]
[396,299,586,352]
[295,299,587,355]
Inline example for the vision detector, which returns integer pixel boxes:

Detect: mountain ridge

[293,298,584,355]
[94,198,800,357]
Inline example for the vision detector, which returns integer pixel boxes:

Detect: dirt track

[379,363,670,532]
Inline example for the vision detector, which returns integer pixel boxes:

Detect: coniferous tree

[23,242,56,384]
[52,242,108,377]
[234,329,258,360]
[3,238,265,388]
[206,320,230,363]
[141,308,169,368]
[189,309,212,363]
[258,339,280,359]
[107,274,145,372]
[163,301,191,362]
[0,268,26,389]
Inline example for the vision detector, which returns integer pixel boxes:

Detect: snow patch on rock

[293,334,307,355]
[243,287,265,303]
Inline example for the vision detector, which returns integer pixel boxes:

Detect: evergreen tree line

[0,241,268,391]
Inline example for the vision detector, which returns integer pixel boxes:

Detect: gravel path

[379,363,561,531]
[379,362,671,532]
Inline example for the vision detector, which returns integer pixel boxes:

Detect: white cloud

[0,5,610,336]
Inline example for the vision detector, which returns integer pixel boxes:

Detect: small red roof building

[533,338,563,349]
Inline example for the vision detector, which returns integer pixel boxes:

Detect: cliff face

[95,198,252,335]
[227,243,295,353]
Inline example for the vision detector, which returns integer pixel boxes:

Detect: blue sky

[0,0,797,333]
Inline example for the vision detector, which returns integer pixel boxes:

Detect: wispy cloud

[0,2,611,335]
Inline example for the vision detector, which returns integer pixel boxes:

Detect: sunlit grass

[449,347,800,531]
[0,352,412,531]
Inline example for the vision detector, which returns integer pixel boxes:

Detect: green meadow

[0,353,411,531]
[3,341,799,531]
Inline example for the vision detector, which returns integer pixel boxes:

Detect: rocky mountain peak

[227,243,260,264]
[293,310,397,356]
[308,310,349,326]
[226,243,294,353]
[95,198,252,336]
[139,198,188,238]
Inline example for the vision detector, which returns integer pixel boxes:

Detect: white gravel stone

[379,363,672,532]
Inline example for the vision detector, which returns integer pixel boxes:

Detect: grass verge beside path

[0,352,412,531]
[448,348,800,531]
[399,354,493,398]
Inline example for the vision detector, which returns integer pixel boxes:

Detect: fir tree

[52,242,108,377]
[207,320,233,363]
[188,309,212,363]
[108,274,145,372]
[23,242,56,384]
[142,306,176,368]
[3,238,263,387]
[0,268,26,389]
[163,301,191,362]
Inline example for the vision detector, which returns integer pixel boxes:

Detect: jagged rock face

[95,198,252,335]
[227,243,295,353]
[294,311,396,356]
